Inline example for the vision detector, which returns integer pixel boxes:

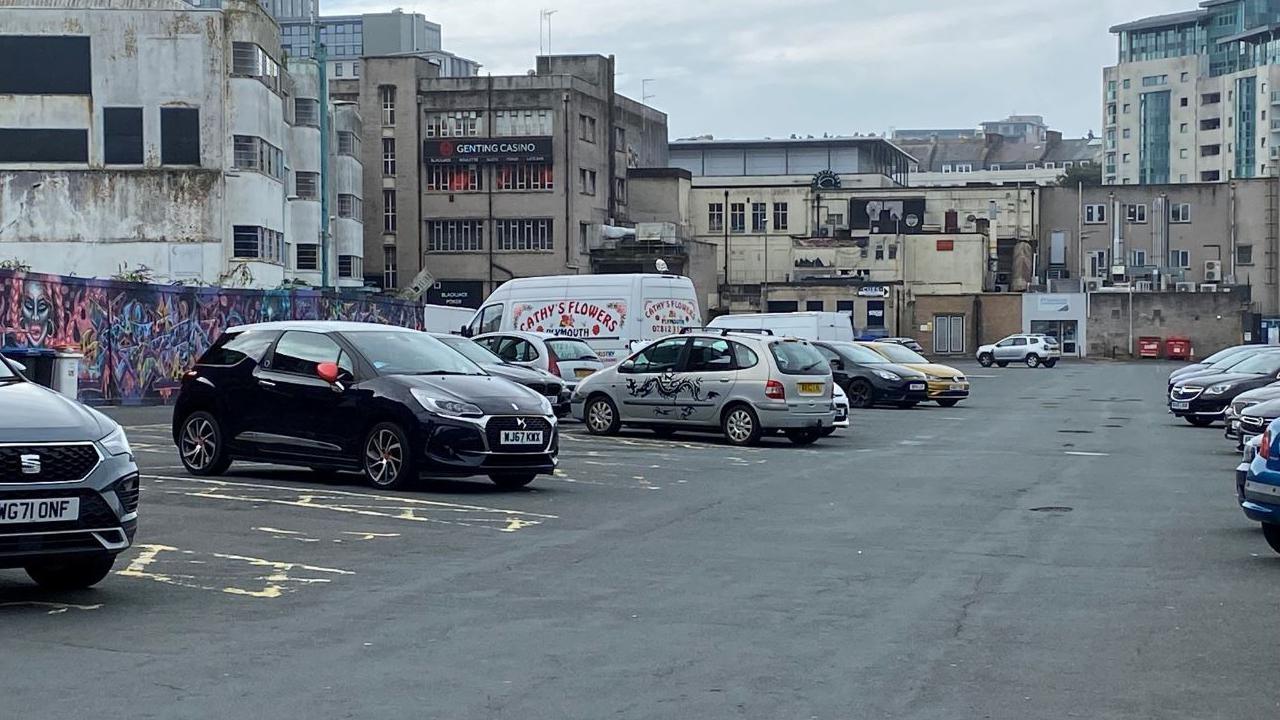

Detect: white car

[824,384,850,436]
[976,334,1061,368]
[473,331,605,388]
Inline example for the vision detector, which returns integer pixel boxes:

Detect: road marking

[0,601,102,615]
[1064,451,1110,457]
[254,526,320,543]
[340,531,401,540]
[117,544,352,599]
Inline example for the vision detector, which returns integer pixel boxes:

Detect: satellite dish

[655,259,669,273]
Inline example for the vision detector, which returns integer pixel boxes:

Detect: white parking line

[1064,451,1110,457]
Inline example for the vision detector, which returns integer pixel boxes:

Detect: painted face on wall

[21,280,54,346]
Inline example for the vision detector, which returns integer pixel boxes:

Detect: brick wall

[1087,289,1249,359]
[906,293,1023,356]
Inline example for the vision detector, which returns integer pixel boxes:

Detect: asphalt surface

[3,360,1278,719]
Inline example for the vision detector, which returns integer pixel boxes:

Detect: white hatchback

[473,332,605,388]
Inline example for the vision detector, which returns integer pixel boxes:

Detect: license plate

[574,368,594,378]
[0,497,79,524]
[949,384,966,391]
[1171,401,1190,410]
[909,383,926,391]
[798,382,823,395]
[500,430,544,445]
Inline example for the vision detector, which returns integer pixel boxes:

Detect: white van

[423,304,477,334]
[708,312,855,342]
[466,274,702,363]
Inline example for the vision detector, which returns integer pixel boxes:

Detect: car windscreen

[343,331,487,376]
[1229,352,1280,376]
[769,340,829,375]
[829,342,891,365]
[1211,350,1260,370]
[546,338,599,361]
[869,343,929,364]
[1203,346,1251,364]
[438,336,502,366]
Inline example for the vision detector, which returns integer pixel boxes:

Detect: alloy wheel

[588,399,614,433]
[181,417,215,471]
[365,428,404,487]
[726,409,754,443]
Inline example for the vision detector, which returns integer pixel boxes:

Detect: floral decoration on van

[513,301,627,338]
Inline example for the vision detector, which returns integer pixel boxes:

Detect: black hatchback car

[1169,350,1280,426]
[811,341,930,408]
[172,322,558,489]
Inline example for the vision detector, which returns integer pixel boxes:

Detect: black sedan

[1169,350,1280,426]
[172,321,557,489]
[1169,345,1271,391]
[433,333,572,417]
[812,341,930,408]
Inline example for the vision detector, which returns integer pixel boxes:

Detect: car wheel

[584,395,621,435]
[1025,354,1041,368]
[722,404,763,447]
[651,427,677,439]
[977,353,994,367]
[897,401,918,409]
[786,429,822,446]
[362,422,416,490]
[846,380,874,408]
[25,556,115,590]
[489,473,537,489]
[1262,524,1280,554]
[178,411,231,476]
[1044,359,1058,368]
[820,427,836,437]
[996,361,1009,368]
[936,399,961,408]
[1184,415,1215,427]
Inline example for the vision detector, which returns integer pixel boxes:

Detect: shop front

[1022,293,1087,357]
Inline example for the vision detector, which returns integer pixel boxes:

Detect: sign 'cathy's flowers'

[512,301,627,338]
[644,299,698,335]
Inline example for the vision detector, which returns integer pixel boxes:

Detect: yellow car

[858,342,970,407]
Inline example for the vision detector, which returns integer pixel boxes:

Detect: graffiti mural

[0,270,424,405]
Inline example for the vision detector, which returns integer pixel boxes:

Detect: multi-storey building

[276,9,479,81]
[1105,1,1280,185]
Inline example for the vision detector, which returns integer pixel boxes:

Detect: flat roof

[670,136,916,161]
[1110,9,1206,33]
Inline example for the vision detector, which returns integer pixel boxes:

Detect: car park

[1169,350,1280,426]
[572,330,837,446]
[473,331,604,389]
[811,340,929,408]
[976,334,1061,368]
[860,341,969,407]
[432,333,572,417]
[0,352,138,590]
[172,321,558,490]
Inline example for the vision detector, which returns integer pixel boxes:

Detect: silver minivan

[570,331,837,446]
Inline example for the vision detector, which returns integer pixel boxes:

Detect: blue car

[1240,419,1280,553]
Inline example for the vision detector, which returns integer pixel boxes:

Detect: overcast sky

[329,0,1191,140]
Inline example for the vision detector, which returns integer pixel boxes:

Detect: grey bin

[52,352,83,399]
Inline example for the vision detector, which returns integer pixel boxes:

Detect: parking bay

[3,362,1278,720]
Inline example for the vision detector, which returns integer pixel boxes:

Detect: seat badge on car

[20,454,41,475]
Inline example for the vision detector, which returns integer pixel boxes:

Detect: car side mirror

[9,359,26,373]
[830,359,844,372]
[317,362,341,385]
[618,359,636,373]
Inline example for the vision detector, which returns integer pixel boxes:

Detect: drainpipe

[563,90,574,269]
[317,43,330,289]
[1230,180,1237,281]
[723,189,730,285]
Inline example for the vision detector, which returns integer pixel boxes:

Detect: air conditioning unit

[1199,283,1219,292]
[994,284,1010,292]
[1084,279,1102,292]
[1176,282,1197,292]
[1205,260,1223,282]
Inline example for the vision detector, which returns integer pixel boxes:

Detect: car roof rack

[678,327,775,337]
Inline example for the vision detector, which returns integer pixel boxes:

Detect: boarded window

[0,36,91,94]
[161,107,200,165]
[103,107,143,164]
[0,129,88,162]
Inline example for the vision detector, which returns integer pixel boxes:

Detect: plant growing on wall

[113,263,156,284]
[0,258,31,272]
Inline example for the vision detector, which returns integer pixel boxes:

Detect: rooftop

[1110,9,1207,33]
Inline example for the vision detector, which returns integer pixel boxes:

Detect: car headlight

[536,394,553,416]
[411,388,484,418]
[99,424,132,457]
[873,369,901,381]
[1206,383,1234,395]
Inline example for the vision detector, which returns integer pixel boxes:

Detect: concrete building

[277,9,479,80]
[1105,1,1280,185]
[355,53,679,307]
[0,0,361,288]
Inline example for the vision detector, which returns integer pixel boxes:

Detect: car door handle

[258,379,276,388]
[718,378,732,383]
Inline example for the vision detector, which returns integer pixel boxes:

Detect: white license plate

[1171,401,1190,410]
[949,384,966,391]
[0,497,79,524]
[909,383,926,391]
[500,430,544,445]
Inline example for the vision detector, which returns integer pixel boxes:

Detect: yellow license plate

[575,368,594,378]
[798,382,823,395]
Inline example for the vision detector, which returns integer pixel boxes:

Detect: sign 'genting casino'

[422,137,554,165]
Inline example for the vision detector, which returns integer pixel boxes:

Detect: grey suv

[0,354,138,589]
[571,330,837,446]
[976,334,1061,368]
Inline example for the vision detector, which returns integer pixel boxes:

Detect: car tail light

[1263,429,1272,460]
[765,379,785,400]
[546,346,561,377]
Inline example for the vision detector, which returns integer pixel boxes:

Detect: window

[1142,75,1168,87]
[496,162,554,190]
[382,190,396,233]
[1132,249,1147,267]
[231,225,284,262]
[1122,153,1131,163]
[1202,170,1221,181]
[1026,162,1036,169]
[296,244,319,270]
[103,107,143,165]
[1181,72,1190,82]
[990,164,1001,171]
[231,135,284,179]
[630,338,685,373]
[955,163,973,172]
[338,255,361,279]
[1180,148,1189,159]
[1122,128,1131,139]
[1180,97,1188,107]
[0,36,91,95]
[424,111,481,137]
[426,164,482,192]
[580,168,597,195]
[751,202,767,232]
[352,61,359,77]
[1084,203,1107,224]
[1122,103,1131,113]
[1203,92,1221,105]
[0,128,87,162]
[231,42,280,91]
[333,62,343,77]
[1201,118,1221,130]
[1045,162,1056,169]
[614,126,626,147]
[1169,249,1190,267]
[684,338,734,372]
[773,202,788,231]
[382,138,396,176]
[614,177,626,204]
[1126,203,1147,223]
[580,222,591,251]
[1170,202,1191,223]
[294,98,319,127]
[875,244,884,260]
[1201,144,1221,156]
[338,131,358,155]
[1088,250,1108,277]
[295,171,319,199]
[197,330,278,367]
[496,219,553,251]
[1238,244,1254,265]
[337,193,361,218]
[578,114,597,142]
[888,243,898,260]
[271,332,343,376]
[708,203,724,232]
[160,107,200,165]
[730,203,745,233]
[828,212,844,226]
[379,85,395,126]
[1123,79,1131,89]
[494,109,553,136]
[941,164,953,174]
[474,305,504,335]
[428,220,485,252]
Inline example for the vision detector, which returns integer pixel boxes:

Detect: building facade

[1105,1,1280,185]
[0,0,361,289]
[277,10,479,80]
[893,115,1102,187]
